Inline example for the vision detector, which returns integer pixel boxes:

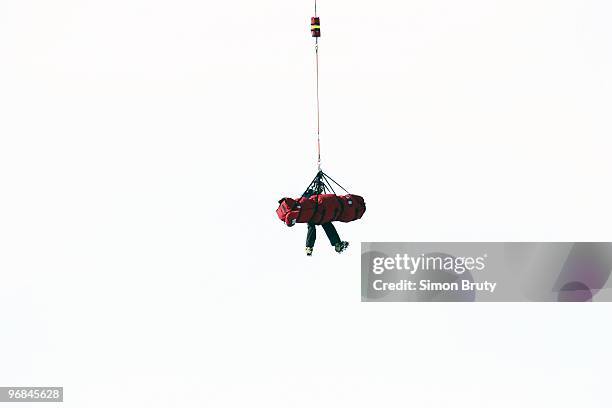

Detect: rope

[296,5,355,199]
[301,172,321,197]
[322,172,350,194]
[314,0,321,171]
[322,174,337,195]
[301,170,351,197]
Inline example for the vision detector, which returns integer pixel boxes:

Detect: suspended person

[275,9,366,254]
[303,189,349,256]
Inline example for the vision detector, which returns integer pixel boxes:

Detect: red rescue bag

[276,194,366,227]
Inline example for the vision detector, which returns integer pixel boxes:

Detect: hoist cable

[314,0,321,171]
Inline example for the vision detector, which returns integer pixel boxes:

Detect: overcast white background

[1,0,611,406]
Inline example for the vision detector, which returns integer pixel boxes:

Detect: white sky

[1,0,611,406]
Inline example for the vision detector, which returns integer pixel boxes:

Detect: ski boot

[335,241,349,253]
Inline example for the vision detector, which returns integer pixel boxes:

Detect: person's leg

[322,223,341,246]
[306,223,316,248]
[322,223,349,253]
